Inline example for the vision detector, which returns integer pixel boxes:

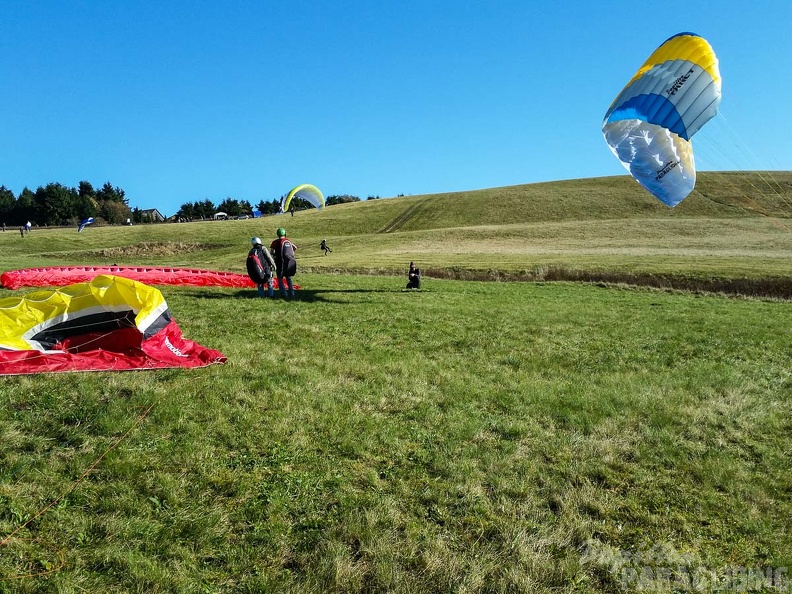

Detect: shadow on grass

[173,288,401,303]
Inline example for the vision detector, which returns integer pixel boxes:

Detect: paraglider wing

[77,217,94,233]
[602,33,721,207]
[280,184,325,213]
[1,266,300,291]
[2,266,255,289]
[0,275,226,375]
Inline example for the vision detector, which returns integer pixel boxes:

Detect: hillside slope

[276,171,792,242]
[1,172,790,294]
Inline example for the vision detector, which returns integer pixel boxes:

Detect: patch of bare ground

[304,266,792,299]
[427,266,792,299]
[49,242,212,259]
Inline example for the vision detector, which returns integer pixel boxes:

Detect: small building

[213,212,228,220]
[140,208,166,222]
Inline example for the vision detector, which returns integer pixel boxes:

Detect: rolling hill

[1,172,791,296]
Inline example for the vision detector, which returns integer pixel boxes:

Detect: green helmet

[277,228,286,237]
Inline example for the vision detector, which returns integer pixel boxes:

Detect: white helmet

[251,237,262,246]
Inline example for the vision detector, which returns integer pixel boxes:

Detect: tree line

[173,194,364,220]
[0,181,138,228]
[0,180,381,228]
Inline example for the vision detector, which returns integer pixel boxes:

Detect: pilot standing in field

[270,228,298,298]
[247,237,276,298]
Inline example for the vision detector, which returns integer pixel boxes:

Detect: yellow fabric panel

[0,275,166,351]
[91,275,167,331]
[625,34,720,88]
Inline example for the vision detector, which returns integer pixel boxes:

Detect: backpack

[277,239,297,277]
[246,247,271,283]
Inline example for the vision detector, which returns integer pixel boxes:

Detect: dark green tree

[96,182,128,205]
[326,194,361,206]
[176,198,217,220]
[76,180,98,220]
[255,198,281,215]
[34,183,77,226]
[175,202,195,220]
[16,187,36,225]
[0,186,15,223]
[75,193,98,221]
[217,197,242,217]
[78,180,96,200]
[199,199,215,219]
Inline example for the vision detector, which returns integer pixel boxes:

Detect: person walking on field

[320,238,332,255]
[246,236,276,298]
[270,228,298,298]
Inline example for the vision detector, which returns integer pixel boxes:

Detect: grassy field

[1,173,791,592]
[3,172,790,292]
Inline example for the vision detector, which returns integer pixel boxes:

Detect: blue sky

[2,1,790,216]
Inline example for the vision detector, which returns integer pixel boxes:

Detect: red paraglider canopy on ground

[0,275,227,375]
[0,266,299,290]
[0,319,227,375]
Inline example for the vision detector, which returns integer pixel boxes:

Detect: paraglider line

[0,400,157,576]
[0,538,66,581]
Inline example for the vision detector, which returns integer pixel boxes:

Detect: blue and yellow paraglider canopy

[280,184,324,213]
[602,33,721,207]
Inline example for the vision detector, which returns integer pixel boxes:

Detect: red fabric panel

[1,266,254,289]
[1,267,300,290]
[0,320,226,375]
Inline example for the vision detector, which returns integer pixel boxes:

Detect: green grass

[3,172,790,290]
[1,173,791,592]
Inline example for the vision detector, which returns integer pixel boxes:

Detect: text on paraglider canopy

[655,160,681,181]
[666,67,695,96]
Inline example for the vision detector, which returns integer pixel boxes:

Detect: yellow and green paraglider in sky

[280,184,324,213]
[602,33,721,207]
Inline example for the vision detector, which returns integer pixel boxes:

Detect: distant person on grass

[320,239,332,255]
[271,228,298,298]
[406,261,421,289]
[247,236,276,298]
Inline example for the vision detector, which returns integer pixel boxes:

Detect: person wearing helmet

[246,236,276,298]
[270,228,298,298]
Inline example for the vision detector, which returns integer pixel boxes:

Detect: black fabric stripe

[142,311,172,339]
[31,310,137,350]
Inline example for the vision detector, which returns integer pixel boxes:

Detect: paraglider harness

[273,237,297,277]
[246,245,273,284]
